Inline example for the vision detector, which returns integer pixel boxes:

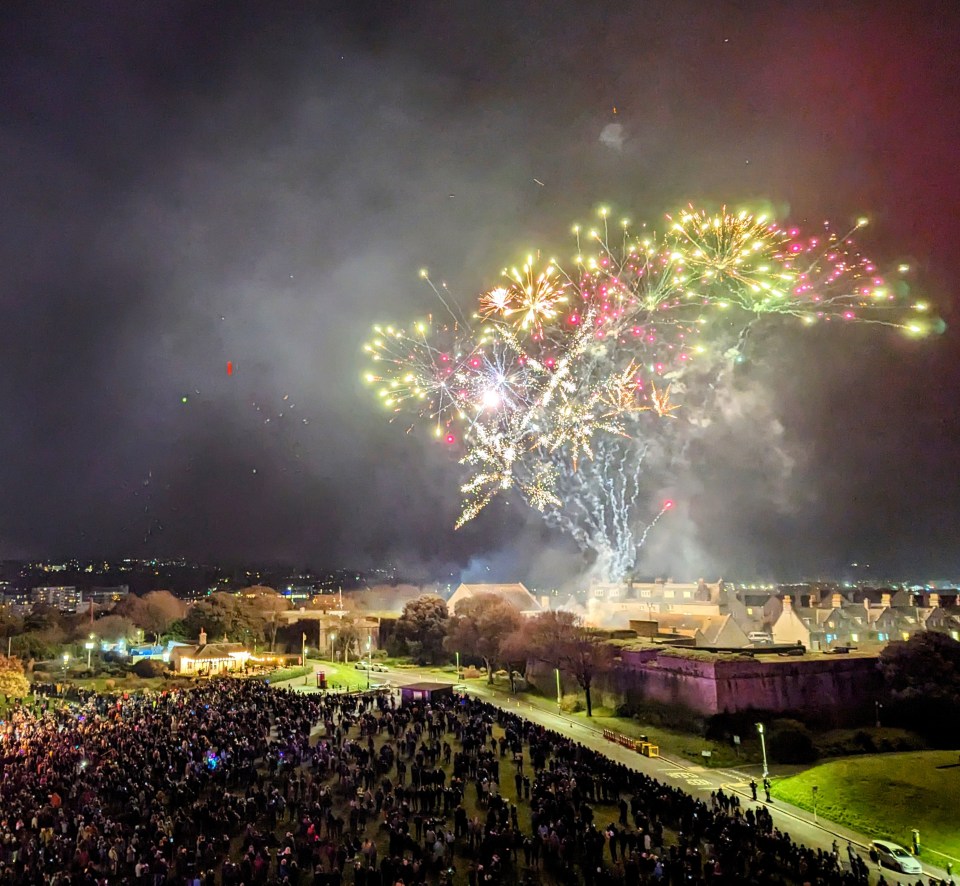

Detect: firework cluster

[364,206,934,530]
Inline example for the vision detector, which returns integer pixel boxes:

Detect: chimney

[539,595,550,610]
[199,628,207,646]
[831,593,843,609]
[929,593,940,609]
[782,595,793,611]
[881,593,892,608]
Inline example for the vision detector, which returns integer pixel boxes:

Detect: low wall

[528,648,881,725]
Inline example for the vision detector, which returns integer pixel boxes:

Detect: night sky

[2,1,958,584]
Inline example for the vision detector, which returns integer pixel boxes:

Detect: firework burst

[365,205,938,574]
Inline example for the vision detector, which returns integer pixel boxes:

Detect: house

[169,642,251,675]
[771,593,930,650]
[694,614,752,648]
[922,605,960,640]
[446,583,542,615]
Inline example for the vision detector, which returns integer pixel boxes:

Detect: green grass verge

[259,665,311,684]
[559,708,759,768]
[770,751,960,869]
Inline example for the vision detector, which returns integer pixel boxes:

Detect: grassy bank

[770,751,960,869]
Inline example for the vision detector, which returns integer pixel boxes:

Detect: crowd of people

[0,677,953,886]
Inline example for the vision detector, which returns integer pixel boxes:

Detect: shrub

[560,694,584,713]
[104,679,116,690]
[131,659,167,678]
[769,718,818,764]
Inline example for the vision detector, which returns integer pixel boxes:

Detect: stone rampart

[528,647,881,725]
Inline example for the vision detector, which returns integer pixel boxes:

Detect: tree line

[389,592,613,716]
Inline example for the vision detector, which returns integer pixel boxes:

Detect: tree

[91,615,137,643]
[183,593,270,645]
[139,591,187,638]
[243,587,291,651]
[0,609,24,639]
[9,632,56,663]
[444,594,523,684]
[393,595,449,665]
[0,655,30,699]
[878,632,960,741]
[24,603,64,635]
[509,610,616,717]
[331,617,362,660]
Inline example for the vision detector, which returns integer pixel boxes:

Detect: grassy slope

[770,751,960,869]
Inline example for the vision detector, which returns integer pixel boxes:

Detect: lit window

[850,633,858,642]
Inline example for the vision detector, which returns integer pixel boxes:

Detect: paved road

[357,666,952,884]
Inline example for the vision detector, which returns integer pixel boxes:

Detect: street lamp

[85,634,95,670]
[756,722,769,778]
[812,785,819,822]
[366,637,371,689]
[455,651,460,678]
[62,652,70,680]
[555,667,562,709]
[330,633,336,660]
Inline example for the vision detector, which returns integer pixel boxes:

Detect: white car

[355,660,388,672]
[870,840,922,875]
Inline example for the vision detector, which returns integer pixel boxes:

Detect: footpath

[463,678,953,885]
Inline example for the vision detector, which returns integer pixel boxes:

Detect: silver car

[870,840,922,875]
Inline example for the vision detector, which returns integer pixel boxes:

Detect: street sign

[733,735,741,745]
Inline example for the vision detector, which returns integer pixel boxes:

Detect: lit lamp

[84,635,95,669]
[62,652,70,679]
[330,633,337,661]
[366,636,372,689]
[756,722,769,778]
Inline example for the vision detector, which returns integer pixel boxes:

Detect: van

[747,631,773,645]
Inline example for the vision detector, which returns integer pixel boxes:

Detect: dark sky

[1,1,958,584]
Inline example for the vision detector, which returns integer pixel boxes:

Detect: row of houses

[444,581,960,652]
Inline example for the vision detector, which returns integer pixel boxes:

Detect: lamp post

[301,635,307,668]
[330,633,336,661]
[812,785,819,822]
[455,651,460,679]
[85,635,95,670]
[555,667,562,709]
[756,722,769,778]
[366,637,371,689]
[62,652,70,681]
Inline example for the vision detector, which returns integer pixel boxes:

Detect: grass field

[770,751,960,869]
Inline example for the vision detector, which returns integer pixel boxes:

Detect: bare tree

[508,610,615,716]
[444,594,523,684]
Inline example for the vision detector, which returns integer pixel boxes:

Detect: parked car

[870,840,922,875]
[747,631,773,645]
[355,660,388,672]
